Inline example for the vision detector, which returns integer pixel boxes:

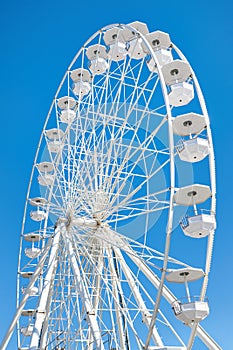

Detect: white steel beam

[64,230,105,350]
[29,226,61,350]
[113,247,164,347]
[106,247,127,350]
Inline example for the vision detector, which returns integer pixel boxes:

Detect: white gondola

[37,162,54,173]
[103,27,127,61]
[20,324,34,336]
[165,267,204,283]
[88,57,109,75]
[25,247,41,259]
[71,68,91,96]
[128,37,147,59]
[177,138,209,162]
[47,140,64,153]
[57,96,76,110]
[162,60,192,85]
[181,213,216,238]
[167,267,209,325]
[86,44,109,75]
[122,21,149,59]
[143,30,171,51]
[168,82,194,106]
[172,298,209,325]
[147,49,173,72]
[162,60,194,106]
[144,30,173,71]
[29,197,47,207]
[174,184,211,206]
[123,21,149,41]
[21,286,38,296]
[21,309,36,316]
[20,272,34,279]
[37,174,55,186]
[59,108,76,123]
[45,128,64,140]
[70,68,91,83]
[109,41,127,61]
[173,113,206,136]
[72,81,91,97]
[30,209,47,222]
[24,233,41,242]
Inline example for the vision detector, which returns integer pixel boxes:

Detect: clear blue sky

[0,0,232,348]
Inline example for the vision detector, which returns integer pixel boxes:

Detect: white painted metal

[29,197,47,206]
[177,138,209,163]
[174,184,212,206]
[168,82,194,106]
[143,30,171,51]
[45,128,64,140]
[162,60,192,85]
[147,49,173,72]
[24,247,41,258]
[0,22,219,350]
[29,226,61,350]
[181,213,216,238]
[172,113,206,136]
[23,233,41,242]
[37,173,55,186]
[172,300,209,325]
[86,44,108,60]
[64,227,105,350]
[36,161,54,173]
[72,80,91,96]
[59,108,76,123]
[114,247,164,347]
[70,68,91,83]
[57,96,76,109]
[165,268,204,283]
[29,209,47,221]
[88,57,109,74]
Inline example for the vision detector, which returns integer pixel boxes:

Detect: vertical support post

[64,231,105,350]
[29,226,61,350]
[184,278,191,303]
[106,247,127,350]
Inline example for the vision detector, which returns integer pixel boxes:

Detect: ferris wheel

[1,22,221,350]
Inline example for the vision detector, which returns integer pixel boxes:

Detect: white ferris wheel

[1,21,221,350]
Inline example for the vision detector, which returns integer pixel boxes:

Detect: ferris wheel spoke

[113,246,164,347]
[71,234,144,348]
[104,76,161,198]
[107,203,169,225]
[62,226,105,350]
[105,247,128,350]
[106,118,168,207]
